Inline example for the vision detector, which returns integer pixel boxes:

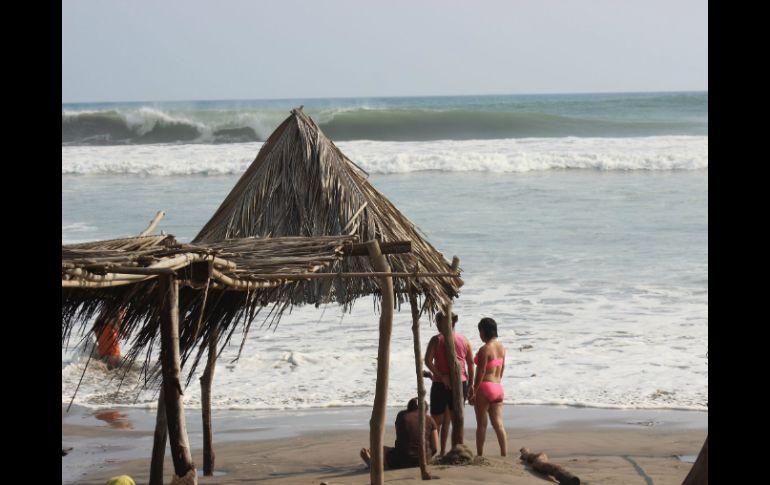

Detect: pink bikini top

[474,353,504,369]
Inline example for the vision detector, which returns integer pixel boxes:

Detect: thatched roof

[62,108,463,388]
[62,234,360,378]
[194,107,462,311]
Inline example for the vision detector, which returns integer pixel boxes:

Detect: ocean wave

[61,105,707,145]
[62,136,708,175]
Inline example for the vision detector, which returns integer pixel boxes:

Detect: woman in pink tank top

[469,317,507,456]
[424,311,474,456]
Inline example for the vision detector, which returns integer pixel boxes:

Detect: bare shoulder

[478,342,489,356]
[426,334,439,350]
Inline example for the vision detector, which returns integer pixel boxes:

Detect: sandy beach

[63,404,706,484]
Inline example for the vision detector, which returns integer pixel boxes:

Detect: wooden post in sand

[409,287,432,480]
[158,274,198,484]
[682,435,708,485]
[200,334,217,475]
[520,448,580,485]
[149,388,167,485]
[439,257,464,447]
[367,240,394,485]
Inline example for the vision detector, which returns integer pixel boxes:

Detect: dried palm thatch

[62,234,360,381]
[194,107,462,311]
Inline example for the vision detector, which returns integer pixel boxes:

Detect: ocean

[61,91,708,412]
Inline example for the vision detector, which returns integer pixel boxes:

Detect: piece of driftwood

[520,448,580,485]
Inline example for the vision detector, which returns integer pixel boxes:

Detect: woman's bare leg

[488,402,507,456]
[433,412,451,455]
[474,395,489,456]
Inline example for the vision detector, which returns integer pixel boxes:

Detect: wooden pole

[149,388,167,485]
[439,257,463,447]
[520,448,581,485]
[139,210,166,236]
[367,240,394,485]
[682,435,708,485]
[200,334,217,476]
[158,274,198,484]
[409,288,432,480]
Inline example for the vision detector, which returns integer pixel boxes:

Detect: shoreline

[63,403,706,484]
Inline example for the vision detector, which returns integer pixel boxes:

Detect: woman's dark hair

[478,317,498,340]
[436,311,458,326]
[407,397,419,411]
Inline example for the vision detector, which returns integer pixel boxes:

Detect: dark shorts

[384,446,419,469]
[429,380,468,415]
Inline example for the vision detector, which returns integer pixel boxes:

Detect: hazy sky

[62,0,707,103]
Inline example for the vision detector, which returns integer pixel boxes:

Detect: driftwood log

[520,448,580,485]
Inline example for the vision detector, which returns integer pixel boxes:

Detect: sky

[62,0,708,103]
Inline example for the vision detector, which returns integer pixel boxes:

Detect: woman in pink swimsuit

[469,317,508,456]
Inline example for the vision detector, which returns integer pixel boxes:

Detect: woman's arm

[500,346,506,378]
[464,337,475,400]
[424,336,440,379]
[473,345,488,396]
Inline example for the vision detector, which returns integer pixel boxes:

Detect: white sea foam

[61,271,708,411]
[61,162,708,411]
[61,136,707,175]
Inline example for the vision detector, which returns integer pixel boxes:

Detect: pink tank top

[435,333,468,381]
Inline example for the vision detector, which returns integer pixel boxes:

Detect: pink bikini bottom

[478,381,504,402]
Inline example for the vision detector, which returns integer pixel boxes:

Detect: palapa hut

[62,107,464,485]
[193,106,468,477]
[194,107,461,311]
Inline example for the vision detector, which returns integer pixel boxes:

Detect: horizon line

[62,89,708,106]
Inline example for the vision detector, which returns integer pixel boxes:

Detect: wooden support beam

[208,271,461,281]
[149,388,167,485]
[682,435,708,485]
[158,274,197,484]
[440,256,464,448]
[520,448,580,485]
[200,333,217,476]
[409,288,432,480]
[367,240,394,485]
[101,267,177,276]
[343,240,411,256]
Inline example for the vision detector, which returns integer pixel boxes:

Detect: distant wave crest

[62,106,707,145]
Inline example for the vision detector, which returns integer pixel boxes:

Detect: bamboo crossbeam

[64,269,462,289]
[343,240,411,256]
[229,271,461,280]
[62,276,157,288]
[101,267,176,276]
[210,269,281,290]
